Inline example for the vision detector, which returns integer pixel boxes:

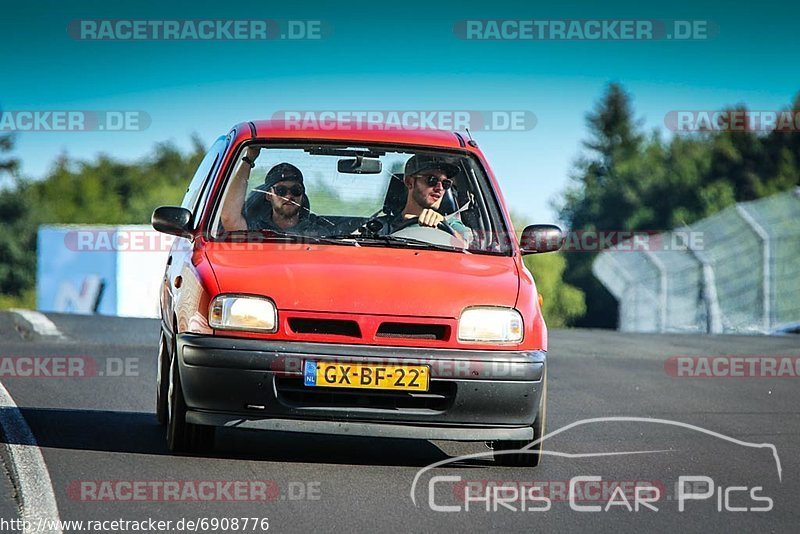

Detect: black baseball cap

[404,155,460,178]
[264,162,304,190]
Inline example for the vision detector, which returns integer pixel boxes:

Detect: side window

[180,136,228,213]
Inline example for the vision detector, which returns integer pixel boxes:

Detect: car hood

[203,243,519,317]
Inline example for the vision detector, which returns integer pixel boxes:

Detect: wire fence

[593,188,800,334]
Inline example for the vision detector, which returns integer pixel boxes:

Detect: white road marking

[0,380,63,534]
[9,310,65,339]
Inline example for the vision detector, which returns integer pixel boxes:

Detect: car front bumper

[177,333,546,442]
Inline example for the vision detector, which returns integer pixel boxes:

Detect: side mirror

[152,206,193,239]
[520,224,564,255]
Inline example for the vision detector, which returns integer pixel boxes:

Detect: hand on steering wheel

[393,212,457,236]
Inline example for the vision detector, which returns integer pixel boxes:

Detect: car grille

[274,376,455,412]
[375,322,449,340]
[288,318,361,337]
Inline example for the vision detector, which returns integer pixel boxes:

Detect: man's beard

[273,201,301,219]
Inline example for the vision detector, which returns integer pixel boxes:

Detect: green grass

[0,289,36,310]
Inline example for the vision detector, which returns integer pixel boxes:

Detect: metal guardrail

[593,189,800,333]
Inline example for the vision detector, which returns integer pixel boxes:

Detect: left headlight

[209,295,278,333]
[458,307,523,343]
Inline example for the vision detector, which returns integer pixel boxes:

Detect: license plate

[303,361,430,391]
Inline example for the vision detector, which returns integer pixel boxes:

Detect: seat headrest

[382,174,408,216]
[439,189,457,215]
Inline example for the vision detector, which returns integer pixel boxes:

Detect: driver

[385,155,473,244]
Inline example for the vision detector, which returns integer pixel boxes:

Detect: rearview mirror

[337,156,382,174]
[520,224,564,255]
[152,206,193,239]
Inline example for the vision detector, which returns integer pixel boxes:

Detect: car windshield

[209,143,513,254]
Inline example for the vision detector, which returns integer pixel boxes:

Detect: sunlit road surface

[0,312,798,533]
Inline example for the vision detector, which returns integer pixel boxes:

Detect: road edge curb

[0,380,63,533]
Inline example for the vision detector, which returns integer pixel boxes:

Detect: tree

[523,252,586,328]
[556,84,800,328]
[558,83,645,328]
[0,181,36,299]
[0,132,18,176]
[0,130,32,300]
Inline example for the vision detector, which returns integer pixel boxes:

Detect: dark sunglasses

[418,174,453,190]
[272,184,304,197]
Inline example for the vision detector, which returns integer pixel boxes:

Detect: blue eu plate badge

[304,361,317,386]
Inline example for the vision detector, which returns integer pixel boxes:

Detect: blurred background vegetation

[0,137,207,310]
[1,83,798,326]
[558,84,800,328]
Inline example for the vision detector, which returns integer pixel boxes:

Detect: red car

[152,121,563,466]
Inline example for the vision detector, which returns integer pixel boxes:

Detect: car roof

[245,120,468,149]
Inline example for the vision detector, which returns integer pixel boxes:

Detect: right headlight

[209,295,277,333]
[457,307,523,343]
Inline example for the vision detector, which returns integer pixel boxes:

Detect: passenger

[220,147,323,233]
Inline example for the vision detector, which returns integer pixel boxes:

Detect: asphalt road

[0,312,798,533]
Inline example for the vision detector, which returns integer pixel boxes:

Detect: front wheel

[155,331,170,425]
[166,356,215,453]
[492,375,547,467]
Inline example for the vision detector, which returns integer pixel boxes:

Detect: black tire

[155,331,170,425]
[493,375,547,467]
[166,356,190,452]
[166,356,215,453]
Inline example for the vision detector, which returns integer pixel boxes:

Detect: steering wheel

[392,216,457,237]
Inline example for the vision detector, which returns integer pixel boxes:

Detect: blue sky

[1,0,798,223]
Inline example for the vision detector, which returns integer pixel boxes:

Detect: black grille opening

[288,318,361,337]
[275,377,455,412]
[376,322,448,340]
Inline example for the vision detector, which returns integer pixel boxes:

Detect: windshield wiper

[265,232,366,246]
[216,230,355,246]
[218,230,465,251]
[323,233,467,253]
